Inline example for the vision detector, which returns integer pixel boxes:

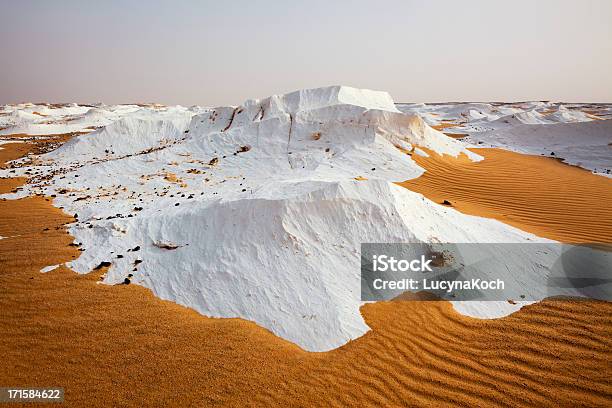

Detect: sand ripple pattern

[399,148,612,243]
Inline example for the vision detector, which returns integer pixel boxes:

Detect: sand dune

[0,133,77,168]
[1,129,611,406]
[399,148,612,243]
[0,142,35,168]
[0,177,26,194]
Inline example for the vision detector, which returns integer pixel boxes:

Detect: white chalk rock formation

[4,86,571,351]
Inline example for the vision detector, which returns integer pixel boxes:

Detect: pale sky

[1,0,611,105]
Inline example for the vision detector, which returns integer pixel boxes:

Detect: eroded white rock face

[464,119,612,177]
[396,100,612,176]
[2,86,568,351]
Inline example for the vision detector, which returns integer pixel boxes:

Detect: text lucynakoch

[372,278,505,293]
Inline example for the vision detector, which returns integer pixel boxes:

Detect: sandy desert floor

[399,147,612,243]
[1,136,611,407]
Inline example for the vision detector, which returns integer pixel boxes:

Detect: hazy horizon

[2,0,611,105]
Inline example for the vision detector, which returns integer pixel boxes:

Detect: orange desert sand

[399,148,612,243]
[1,138,611,407]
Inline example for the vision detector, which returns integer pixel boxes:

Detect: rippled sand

[399,148,612,243]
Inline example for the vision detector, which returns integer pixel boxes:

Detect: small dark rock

[94,261,112,270]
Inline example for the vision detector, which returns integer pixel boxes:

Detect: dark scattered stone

[550,152,555,156]
[117,254,123,259]
[94,261,112,270]
[371,168,376,171]
[132,246,140,252]
[175,203,180,206]
[134,259,142,265]
[441,200,452,206]
[123,278,131,285]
